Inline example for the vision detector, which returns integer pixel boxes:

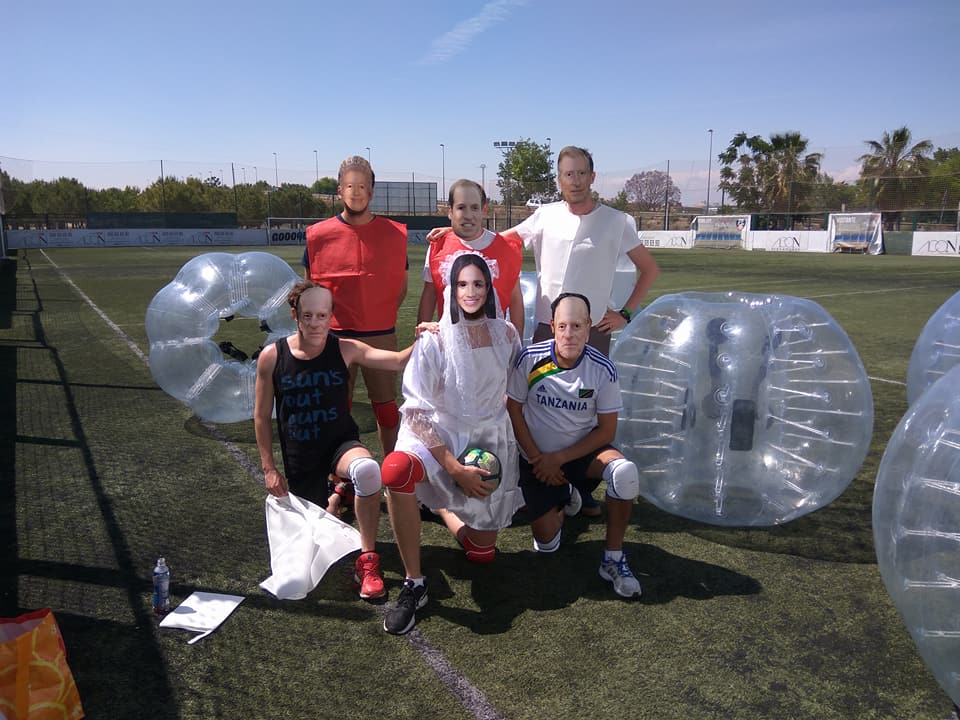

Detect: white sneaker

[563,484,582,517]
[599,554,642,598]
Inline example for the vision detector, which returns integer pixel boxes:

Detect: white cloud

[417,0,528,66]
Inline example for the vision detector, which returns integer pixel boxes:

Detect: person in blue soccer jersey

[506,292,643,598]
[254,281,417,602]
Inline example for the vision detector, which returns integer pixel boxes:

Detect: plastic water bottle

[152,557,170,616]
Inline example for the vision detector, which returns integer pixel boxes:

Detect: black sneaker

[383,579,428,635]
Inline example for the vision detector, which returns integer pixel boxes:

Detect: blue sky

[3,0,959,205]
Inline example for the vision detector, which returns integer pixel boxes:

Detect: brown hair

[448,178,487,207]
[557,146,594,173]
[337,155,375,188]
[287,280,334,314]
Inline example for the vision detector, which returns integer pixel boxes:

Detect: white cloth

[160,591,245,644]
[514,201,642,325]
[397,318,522,531]
[507,339,623,456]
[259,492,361,600]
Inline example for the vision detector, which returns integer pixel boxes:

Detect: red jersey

[427,230,522,319]
[305,215,407,334]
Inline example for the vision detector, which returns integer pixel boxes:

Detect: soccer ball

[458,447,501,491]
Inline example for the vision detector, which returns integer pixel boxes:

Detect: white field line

[40,249,504,720]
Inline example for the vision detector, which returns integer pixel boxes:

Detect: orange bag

[0,609,84,719]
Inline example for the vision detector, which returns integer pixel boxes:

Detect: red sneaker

[354,552,386,600]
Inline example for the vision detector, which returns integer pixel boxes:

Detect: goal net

[827,213,883,254]
[692,215,750,249]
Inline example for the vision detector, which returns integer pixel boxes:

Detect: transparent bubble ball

[145,251,299,423]
[874,364,960,706]
[519,263,635,345]
[611,291,873,526]
[907,289,960,406]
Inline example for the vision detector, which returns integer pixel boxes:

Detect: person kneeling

[506,292,642,598]
[382,254,522,635]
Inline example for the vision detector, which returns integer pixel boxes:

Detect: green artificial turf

[2,245,959,719]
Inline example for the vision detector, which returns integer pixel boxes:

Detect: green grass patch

[3,246,959,719]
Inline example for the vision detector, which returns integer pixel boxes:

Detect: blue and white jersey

[507,339,622,456]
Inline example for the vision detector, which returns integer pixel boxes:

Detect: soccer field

[3,245,960,719]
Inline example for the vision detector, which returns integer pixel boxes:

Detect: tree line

[3,128,958,228]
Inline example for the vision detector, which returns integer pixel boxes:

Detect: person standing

[254,282,416,601]
[503,145,659,516]
[417,179,524,336]
[506,145,659,357]
[507,292,642,599]
[303,155,408,456]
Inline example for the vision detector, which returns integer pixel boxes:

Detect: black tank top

[273,334,359,481]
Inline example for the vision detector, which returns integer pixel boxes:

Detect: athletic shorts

[519,445,615,521]
[286,439,364,506]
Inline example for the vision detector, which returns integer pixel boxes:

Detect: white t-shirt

[514,202,642,325]
[506,339,623,456]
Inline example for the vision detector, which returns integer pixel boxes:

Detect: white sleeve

[514,210,540,250]
[506,351,529,404]
[400,334,446,447]
[421,246,433,283]
[596,369,624,416]
[621,211,643,254]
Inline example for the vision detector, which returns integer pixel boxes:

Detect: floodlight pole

[273,152,279,189]
[493,140,519,227]
[314,150,318,183]
[706,129,713,215]
[440,143,445,203]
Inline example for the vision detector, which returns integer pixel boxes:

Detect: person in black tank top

[254,281,419,602]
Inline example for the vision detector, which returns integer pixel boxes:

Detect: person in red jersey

[303,155,408,456]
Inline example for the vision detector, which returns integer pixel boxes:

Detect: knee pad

[371,400,400,430]
[381,451,424,494]
[603,457,639,501]
[347,456,382,497]
[461,533,496,564]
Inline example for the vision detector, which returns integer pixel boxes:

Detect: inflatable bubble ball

[519,263,636,345]
[611,291,873,526]
[146,251,300,423]
[907,288,960,406]
[874,364,960,706]
[519,271,538,344]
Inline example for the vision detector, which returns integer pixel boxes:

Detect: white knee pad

[348,456,382,497]
[603,458,639,501]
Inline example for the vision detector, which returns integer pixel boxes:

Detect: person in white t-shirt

[507,145,659,356]
[506,292,642,598]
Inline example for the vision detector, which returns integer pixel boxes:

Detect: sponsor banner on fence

[8,228,267,249]
[638,230,693,249]
[749,231,830,253]
[912,232,960,257]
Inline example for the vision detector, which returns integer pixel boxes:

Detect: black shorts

[286,439,364,506]
[519,445,614,521]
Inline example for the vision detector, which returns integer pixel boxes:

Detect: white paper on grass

[159,591,245,644]
[259,492,362,600]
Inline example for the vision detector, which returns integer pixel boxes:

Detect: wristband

[618,307,632,322]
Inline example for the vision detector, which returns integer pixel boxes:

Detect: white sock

[604,550,623,563]
[405,576,425,588]
[534,529,562,553]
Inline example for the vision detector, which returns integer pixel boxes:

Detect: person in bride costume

[380,253,522,635]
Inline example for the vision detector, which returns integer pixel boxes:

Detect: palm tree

[717,131,821,226]
[760,132,822,214]
[858,127,932,212]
